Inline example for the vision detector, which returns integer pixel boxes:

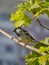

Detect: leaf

[45,37,49,45]
[10,13,15,21]
[15,9,25,20]
[23,15,32,26]
[40,37,49,45]
[46,60,49,65]
[34,11,40,18]
[39,46,46,53]
[14,20,24,28]
[14,15,32,27]
[26,51,40,65]
[44,0,49,2]
[18,3,26,11]
[38,55,47,64]
[46,46,49,53]
[29,2,40,10]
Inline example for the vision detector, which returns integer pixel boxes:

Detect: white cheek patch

[16,29,21,33]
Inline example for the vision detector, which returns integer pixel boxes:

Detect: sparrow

[13,27,38,46]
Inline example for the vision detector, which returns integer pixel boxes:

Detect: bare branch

[33,11,49,30]
[37,18,49,30]
[0,29,46,55]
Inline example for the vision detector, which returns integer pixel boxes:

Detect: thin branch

[33,11,49,30]
[0,29,46,55]
[37,18,49,30]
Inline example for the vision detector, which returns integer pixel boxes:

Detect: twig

[0,29,46,55]
[37,18,49,30]
[33,11,49,30]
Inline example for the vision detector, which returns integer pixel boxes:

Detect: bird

[13,27,38,46]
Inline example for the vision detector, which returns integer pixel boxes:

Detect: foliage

[26,37,49,65]
[10,0,49,65]
[10,0,49,28]
[10,9,32,27]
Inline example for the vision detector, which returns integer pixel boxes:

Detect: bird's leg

[24,42,29,47]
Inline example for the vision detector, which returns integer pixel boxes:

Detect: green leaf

[45,37,49,45]
[44,0,49,2]
[26,51,40,65]
[14,20,24,28]
[15,9,25,20]
[39,46,46,53]
[23,15,32,26]
[40,37,49,45]
[46,60,49,65]
[29,3,40,10]
[38,55,47,64]
[10,13,16,21]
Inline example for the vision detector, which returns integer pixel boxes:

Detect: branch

[33,11,49,30]
[37,18,49,30]
[0,29,46,55]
